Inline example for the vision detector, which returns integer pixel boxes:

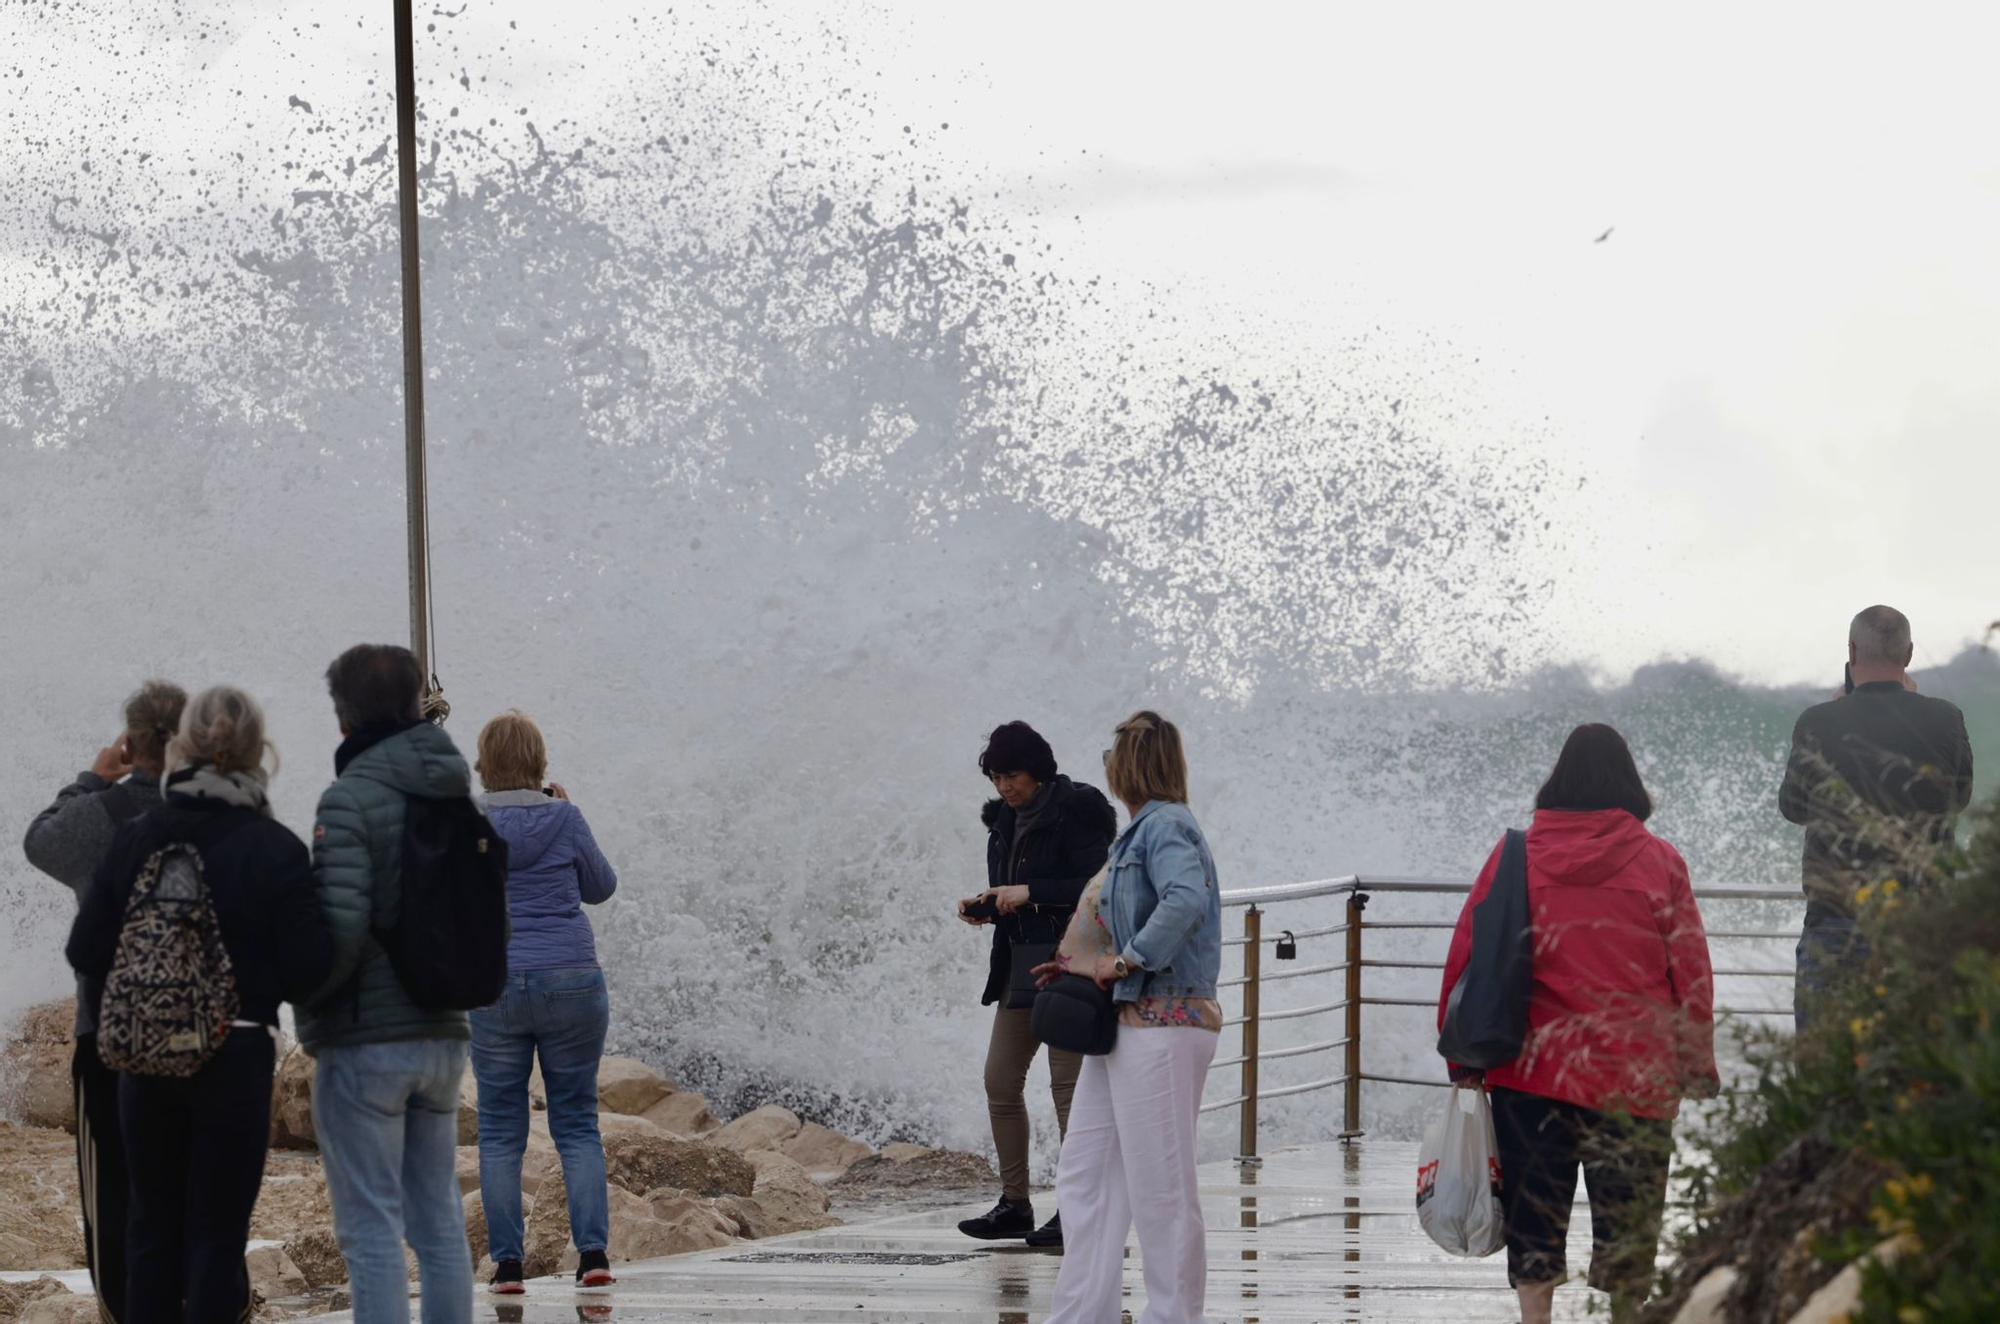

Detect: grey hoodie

[297,723,475,1055]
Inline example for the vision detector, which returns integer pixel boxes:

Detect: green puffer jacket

[297,722,475,1055]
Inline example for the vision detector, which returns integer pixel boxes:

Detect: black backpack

[1437,829,1534,1070]
[374,795,510,1010]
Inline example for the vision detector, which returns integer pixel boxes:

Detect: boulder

[283,1228,347,1291]
[781,1122,873,1177]
[456,1069,479,1146]
[462,1189,489,1266]
[248,1152,334,1244]
[641,1090,721,1137]
[456,1145,481,1194]
[245,1244,308,1299]
[1788,1234,1920,1324]
[268,1045,316,1149]
[711,1104,802,1155]
[0,1122,86,1269]
[602,1130,756,1199]
[832,1145,997,1195]
[637,1188,739,1255]
[1670,1266,1738,1324]
[597,1057,674,1115]
[0,1277,72,1318]
[599,1111,670,1141]
[745,1151,839,1236]
[18,1297,98,1324]
[2,1001,76,1134]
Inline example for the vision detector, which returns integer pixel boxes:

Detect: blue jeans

[1795,909,1870,1034]
[469,966,611,1264]
[313,1039,474,1324]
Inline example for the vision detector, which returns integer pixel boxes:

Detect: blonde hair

[123,680,188,769]
[1105,710,1189,806]
[167,686,275,779]
[477,710,548,792]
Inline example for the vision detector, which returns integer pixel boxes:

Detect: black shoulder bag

[1436,829,1534,1070]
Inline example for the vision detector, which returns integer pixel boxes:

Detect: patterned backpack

[97,841,241,1077]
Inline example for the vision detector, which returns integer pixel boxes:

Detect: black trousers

[75,1033,131,1323]
[1489,1087,1673,1296]
[119,1030,276,1324]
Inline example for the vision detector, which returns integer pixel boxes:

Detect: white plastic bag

[1415,1084,1507,1257]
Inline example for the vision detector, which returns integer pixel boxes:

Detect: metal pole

[392,0,434,688]
[1238,905,1261,1165]
[1340,891,1367,1140]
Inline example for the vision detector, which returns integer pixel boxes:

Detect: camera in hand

[962,894,1001,922]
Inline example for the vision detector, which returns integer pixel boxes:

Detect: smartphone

[962,895,1001,922]
[1843,662,1854,695]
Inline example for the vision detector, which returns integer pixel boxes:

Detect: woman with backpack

[468,710,620,1294]
[1436,723,1719,1324]
[65,686,333,1324]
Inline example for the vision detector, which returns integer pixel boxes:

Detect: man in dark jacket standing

[301,645,475,1322]
[21,679,185,1324]
[956,721,1117,1248]
[1780,606,1975,1031]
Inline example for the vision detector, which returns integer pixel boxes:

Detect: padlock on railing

[1275,929,1297,960]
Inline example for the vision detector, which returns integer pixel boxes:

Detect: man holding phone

[1779,606,1974,1031]
[22,680,187,1323]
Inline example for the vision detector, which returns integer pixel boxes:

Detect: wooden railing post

[1239,905,1262,1164]
[1340,891,1367,1140]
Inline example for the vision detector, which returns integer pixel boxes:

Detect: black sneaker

[1024,1211,1063,1248]
[957,1197,1036,1240]
[576,1248,615,1288]
[490,1259,525,1294]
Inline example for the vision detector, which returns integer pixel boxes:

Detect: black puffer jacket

[979,775,1118,1006]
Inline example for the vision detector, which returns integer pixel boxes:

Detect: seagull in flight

[1594,226,1615,243]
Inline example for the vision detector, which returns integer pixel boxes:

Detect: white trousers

[1044,1027,1218,1324]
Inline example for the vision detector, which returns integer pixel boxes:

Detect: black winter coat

[67,797,336,1028]
[979,775,1118,1006]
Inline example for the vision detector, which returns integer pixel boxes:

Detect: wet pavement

[302,1140,1618,1321]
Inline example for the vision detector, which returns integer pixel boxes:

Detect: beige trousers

[984,1004,1082,1202]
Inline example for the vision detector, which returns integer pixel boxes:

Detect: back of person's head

[1535,723,1652,822]
[1104,710,1189,806]
[168,686,274,779]
[477,710,548,792]
[978,721,1058,784]
[123,680,188,771]
[325,644,425,731]
[1849,605,1914,667]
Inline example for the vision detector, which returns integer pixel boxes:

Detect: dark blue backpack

[1437,830,1534,1070]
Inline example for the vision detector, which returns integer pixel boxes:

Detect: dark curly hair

[979,721,1058,783]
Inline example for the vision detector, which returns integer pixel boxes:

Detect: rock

[711,1104,803,1155]
[0,1122,86,1269]
[456,1145,481,1194]
[745,1151,839,1236]
[1787,1234,1919,1324]
[602,1130,756,1199]
[599,1111,670,1141]
[641,1090,721,1137]
[597,1057,674,1115]
[781,1122,873,1177]
[283,1227,348,1291]
[456,1069,478,1146]
[634,1188,738,1255]
[0,1277,72,1317]
[1670,1265,1738,1324]
[714,1193,770,1239]
[2,1001,75,1134]
[462,1189,489,1266]
[521,1163,572,1279]
[248,1152,334,1244]
[832,1145,997,1195]
[18,1297,98,1324]
[268,1045,316,1149]
[245,1244,308,1299]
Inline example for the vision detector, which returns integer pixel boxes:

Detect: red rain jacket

[1437,809,1718,1120]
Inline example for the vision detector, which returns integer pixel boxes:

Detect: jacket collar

[335,720,423,776]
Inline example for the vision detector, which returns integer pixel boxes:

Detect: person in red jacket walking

[1437,724,1718,1324]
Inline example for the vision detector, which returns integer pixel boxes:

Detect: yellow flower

[1851,1017,1871,1040]
[1881,879,1902,899]
[1908,1173,1935,1199]
[1855,884,1876,907]
[1875,984,1889,998]
[1900,1307,1927,1324]
[1886,1179,1909,1205]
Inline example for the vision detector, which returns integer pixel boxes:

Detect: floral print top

[1056,871,1223,1032]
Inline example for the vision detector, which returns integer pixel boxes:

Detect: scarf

[335,720,421,776]
[165,763,272,816]
[1010,780,1057,885]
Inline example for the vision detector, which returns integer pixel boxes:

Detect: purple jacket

[480,790,618,971]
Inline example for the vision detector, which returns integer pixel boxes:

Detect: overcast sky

[10,1,1998,687]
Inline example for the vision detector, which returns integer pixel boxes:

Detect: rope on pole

[392,0,446,723]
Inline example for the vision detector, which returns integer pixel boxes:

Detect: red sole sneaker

[579,1267,616,1287]
[490,1282,526,1295]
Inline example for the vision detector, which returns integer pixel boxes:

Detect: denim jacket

[1101,800,1222,1004]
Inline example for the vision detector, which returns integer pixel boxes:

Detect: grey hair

[167,686,277,780]
[1849,605,1913,666]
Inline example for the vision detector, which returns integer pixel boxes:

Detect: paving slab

[301,1140,1621,1321]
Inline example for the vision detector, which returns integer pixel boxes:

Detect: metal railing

[1200,875,1802,1163]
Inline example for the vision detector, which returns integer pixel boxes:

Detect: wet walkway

[303,1140,1618,1322]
